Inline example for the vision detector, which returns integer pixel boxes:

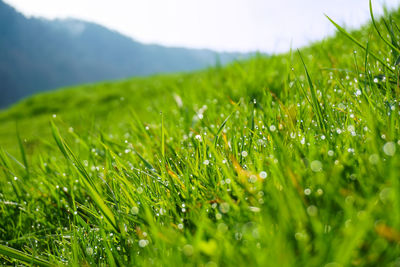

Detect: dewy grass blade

[16,124,29,179]
[214,110,234,147]
[51,120,118,232]
[0,244,53,267]
[298,50,326,132]
[4,150,25,171]
[369,0,400,54]
[161,112,165,159]
[0,149,22,198]
[325,14,394,74]
[134,149,158,173]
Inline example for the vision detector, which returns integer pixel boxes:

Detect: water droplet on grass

[307,205,318,216]
[369,154,379,164]
[86,247,94,255]
[131,206,139,215]
[183,244,193,256]
[379,188,393,203]
[310,160,323,172]
[138,239,148,247]
[249,206,261,212]
[383,142,396,156]
[249,175,257,183]
[316,188,323,196]
[219,202,230,213]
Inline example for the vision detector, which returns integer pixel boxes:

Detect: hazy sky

[4,0,400,53]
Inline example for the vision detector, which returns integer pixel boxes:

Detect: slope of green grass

[1,4,400,266]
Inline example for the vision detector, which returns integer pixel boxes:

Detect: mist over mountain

[0,0,249,108]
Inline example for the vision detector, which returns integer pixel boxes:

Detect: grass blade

[161,112,165,159]
[16,124,29,179]
[369,0,400,54]
[213,110,234,146]
[325,14,394,74]
[0,244,53,267]
[298,50,326,132]
[51,120,118,232]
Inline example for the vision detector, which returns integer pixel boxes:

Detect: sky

[4,0,400,53]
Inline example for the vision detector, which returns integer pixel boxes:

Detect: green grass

[1,3,400,266]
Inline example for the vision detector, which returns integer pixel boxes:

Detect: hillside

[0,3,400,267]
[0,0,247,108]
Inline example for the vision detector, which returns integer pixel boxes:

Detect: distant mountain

[0,0,249,108]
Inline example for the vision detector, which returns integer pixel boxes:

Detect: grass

[1,2,400,266]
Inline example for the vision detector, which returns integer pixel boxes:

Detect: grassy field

[1,3,400,266]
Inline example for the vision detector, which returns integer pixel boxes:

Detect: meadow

[0,2,400,266]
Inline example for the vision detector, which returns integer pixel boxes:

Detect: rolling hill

[0,0,248,108]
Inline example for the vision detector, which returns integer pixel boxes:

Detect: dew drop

[310,160,323,172]
[383,142,396,156]
[304,188,311,195]
[138,239,148,247]
[219,202,230,214]
[259,171,267,179]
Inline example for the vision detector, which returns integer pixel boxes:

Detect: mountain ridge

[0,0,250,108]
